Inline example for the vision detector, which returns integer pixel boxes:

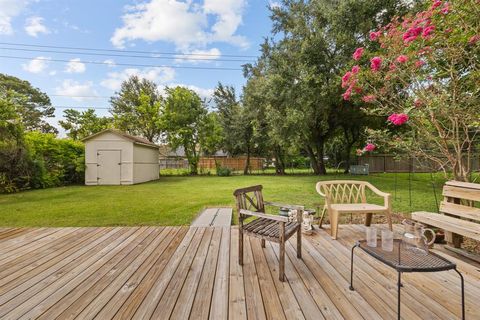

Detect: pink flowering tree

[341,0,480,181]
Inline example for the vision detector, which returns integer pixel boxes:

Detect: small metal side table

[350,239,465,320]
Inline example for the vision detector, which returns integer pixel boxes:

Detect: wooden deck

[0,225,478,319]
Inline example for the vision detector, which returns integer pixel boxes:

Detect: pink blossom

[468,35,480,44]
[387,113,409,126]
[369,31,381,41]
[370,57,382,72]
[354,86,362,94]
[351,65,360,74]
[415,60,425,68]
[414,99,423,107]
[364,143,376,152]
[362,95,376,103]
[441,3,449,14]
[403,27,423,43]
[396,55,409,64]
[431,0,442,9]
[389,63,396,71]
[352,47,364,61]
[341,71,352,87]
[422,25,435,38]
[342,88,352,101]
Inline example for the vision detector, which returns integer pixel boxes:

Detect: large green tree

[59,109,112,140]
[162,86,208,175]
[243,0,416,174]
[110,76,163,142]
[0,74,56,134]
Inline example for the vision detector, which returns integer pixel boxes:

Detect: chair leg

[239,228,244,266]
[386,210,393,231]
[261,239,265,248]
[329,210,339,239]
[297,226,302,259]
[318,206,327,228]
[365,213,373,227]
[279,239,285,282]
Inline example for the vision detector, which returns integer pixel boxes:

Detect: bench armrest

[239,209,289,222]
[365,183,391,209]
[264,201,305,211]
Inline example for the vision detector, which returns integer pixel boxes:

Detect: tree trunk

[274,146,286,175]
[243,146,251,175]
[315,140,327,175]
[306,143,327,175]
[343,142,354,174]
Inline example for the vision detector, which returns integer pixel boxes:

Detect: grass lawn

[0,173,450,227]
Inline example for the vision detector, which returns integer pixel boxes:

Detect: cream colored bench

[316,180,392,239]
[412,181,480,255]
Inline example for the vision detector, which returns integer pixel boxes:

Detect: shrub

[216,166,232,176]
[23,132,85,190]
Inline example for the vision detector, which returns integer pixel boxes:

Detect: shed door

[98,150,121,185]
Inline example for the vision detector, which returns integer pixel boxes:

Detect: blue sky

[0,0,275,132]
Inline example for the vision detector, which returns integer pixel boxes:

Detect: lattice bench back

[233,185,265,213]
[316,180,369,205]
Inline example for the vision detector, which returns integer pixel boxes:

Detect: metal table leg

[454,268,465,320]
[349,244,358,291]
[397,272,401,320]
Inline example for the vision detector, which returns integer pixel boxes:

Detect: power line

[0,42,259,58]
[0,47,255,63]
[0,55,243,71]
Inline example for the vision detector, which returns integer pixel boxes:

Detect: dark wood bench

[412,181,480,258]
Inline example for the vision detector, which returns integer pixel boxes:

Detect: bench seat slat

[412,211,480,241]
[440,201,480,222]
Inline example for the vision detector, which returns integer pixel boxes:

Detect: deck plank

[131,228,198,320]
[209,226,231,320]
[190,227,223,319]
[112,227,189,320]
[227,228,247,320]
[170,227,214,319]
[0,225,477,320]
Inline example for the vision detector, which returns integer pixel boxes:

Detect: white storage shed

[83,129,160,185]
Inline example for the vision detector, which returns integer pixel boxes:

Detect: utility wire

[0,47,255,63]
[0,42,258,58]
[0,55,243,71]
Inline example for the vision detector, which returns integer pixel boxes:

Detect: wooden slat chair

[316,180,392,239]
[233,185,304,281]
[412,181,480,257]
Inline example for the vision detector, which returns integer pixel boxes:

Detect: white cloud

[24,16,49,37]
[0,0,29,35]
[269,1,281,9]
[103,59,116,67]
[175,47,221,64]
[65,58,86,73]
[22,56,50,73]
[100,67,176,91]
[55,80,98,101]
[111,0,248,50]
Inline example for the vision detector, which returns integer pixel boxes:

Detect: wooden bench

[316,180,392,239]
[412,180,480,258]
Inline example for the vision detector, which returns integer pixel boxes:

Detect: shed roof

[82,129,160,149]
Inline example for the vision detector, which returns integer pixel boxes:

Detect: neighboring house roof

[82,129,160,149]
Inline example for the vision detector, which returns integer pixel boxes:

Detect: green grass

[0,173,449,227]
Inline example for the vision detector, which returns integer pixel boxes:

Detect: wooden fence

[358,154,480,173]
[198,157,265,171]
